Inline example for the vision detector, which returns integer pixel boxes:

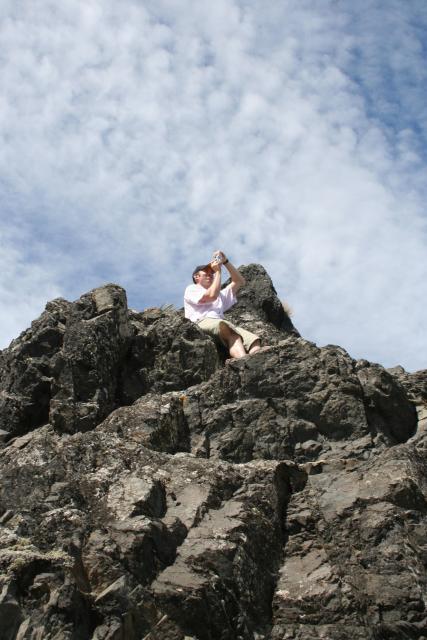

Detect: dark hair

[192,264,211,283]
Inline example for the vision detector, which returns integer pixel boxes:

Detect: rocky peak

[0,266,426,640]
[223,263,298,339]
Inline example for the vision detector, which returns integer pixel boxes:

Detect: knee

[219,324,240,346]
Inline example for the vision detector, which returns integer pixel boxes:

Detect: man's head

[192,264,214,286]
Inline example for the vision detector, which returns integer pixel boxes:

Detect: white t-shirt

[184,283,237,322]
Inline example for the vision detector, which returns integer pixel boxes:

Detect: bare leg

[228,335,246,359]
[248,339,261,354]
[219,323,247,359]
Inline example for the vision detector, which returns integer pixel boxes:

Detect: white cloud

[0,222,62,344]
[0,0,426,370]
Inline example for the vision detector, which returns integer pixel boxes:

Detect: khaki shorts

[197,318,260,351]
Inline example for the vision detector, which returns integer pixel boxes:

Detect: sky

[1,0,426,372]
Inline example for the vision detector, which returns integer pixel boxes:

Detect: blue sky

[1,0,426,371]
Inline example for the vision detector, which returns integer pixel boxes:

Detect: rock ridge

[0,264,425,640]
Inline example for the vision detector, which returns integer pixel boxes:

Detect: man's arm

[220,253,246,295]
[199,262,222,302]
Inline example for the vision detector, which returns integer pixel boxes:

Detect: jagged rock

[0,266,296,441]
[151,460,296,640]
[0,582,23,640]
[388,366,427,450]
[49,283,132,434]
[223,263,299,345]
[120,307,220,404]
[0,298,70,438]
[106,473,166,521]
[356,360,417,443]
[0,289,221,440]
[100,392,190,454]
[0,265,425,640]
[388,366,427,405]
[272,445,427,639]
[183,338,417,463]
[0,421,299,639]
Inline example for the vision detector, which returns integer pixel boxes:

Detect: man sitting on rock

[184,250,261,359]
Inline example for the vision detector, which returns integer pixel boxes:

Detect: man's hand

[210,259,221,272]
[213,250,245,294]
[212,250,227,264]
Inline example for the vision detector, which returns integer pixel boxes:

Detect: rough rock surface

[0,264,425,640]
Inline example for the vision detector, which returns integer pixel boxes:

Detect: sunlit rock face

[0,265,425,640]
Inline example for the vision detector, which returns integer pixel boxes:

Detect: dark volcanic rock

[183,338,417,463]
[272,446,427,640]
[120,306,220,404]
[356,360,417,443]
[0,423,300,639]
[100,392,191,455]
[388,366,427,451]
[223,263,299,345]
[49,284,131,434]
[0,297,70,438]
[0,265,426,640]
[0,286,220,440]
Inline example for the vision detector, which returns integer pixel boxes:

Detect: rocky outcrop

[183,341,416,463]
[223,264,299,345]
[388,366,427,450]
[0,265,425,640]
[0,285,222,439]
[0,297,71,440]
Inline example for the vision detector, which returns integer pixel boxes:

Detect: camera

[213,254,222,264]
